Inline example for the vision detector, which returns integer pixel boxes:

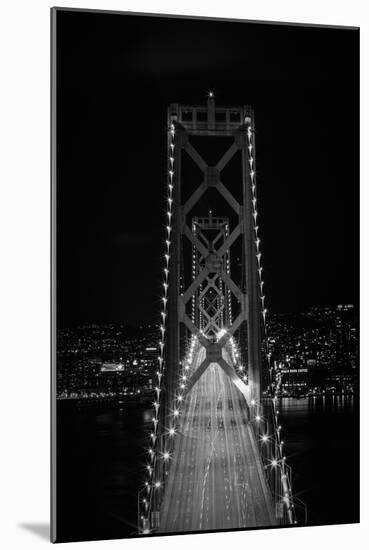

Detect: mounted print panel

[51,8,359,543]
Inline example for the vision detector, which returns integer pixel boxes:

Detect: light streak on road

[159,346,276,532]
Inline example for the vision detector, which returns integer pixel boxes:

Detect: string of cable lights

[139,121,177,531]
[246,121,296,524]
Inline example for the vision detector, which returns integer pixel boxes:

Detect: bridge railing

[248,394,307,525]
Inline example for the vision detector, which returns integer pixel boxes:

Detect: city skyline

[56,302,358,399]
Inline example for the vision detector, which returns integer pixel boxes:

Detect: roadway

[159,345,276,533]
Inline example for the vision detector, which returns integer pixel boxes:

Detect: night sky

[56,10,359,327]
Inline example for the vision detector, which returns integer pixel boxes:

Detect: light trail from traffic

[159,345,276,532]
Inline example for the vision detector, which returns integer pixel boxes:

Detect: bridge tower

[138,96,301,534]
[165,94,262,410]
[191,212,232,333]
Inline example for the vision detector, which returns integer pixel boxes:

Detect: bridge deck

[159,348,276,533]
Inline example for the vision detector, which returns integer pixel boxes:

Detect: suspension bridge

[138,94,304,534]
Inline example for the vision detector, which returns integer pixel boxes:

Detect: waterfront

[56,395,359,542]
[278,395,359,525]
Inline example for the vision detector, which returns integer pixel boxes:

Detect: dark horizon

[57,10,359,328]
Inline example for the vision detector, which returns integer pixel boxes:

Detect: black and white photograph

[51,7,359,543]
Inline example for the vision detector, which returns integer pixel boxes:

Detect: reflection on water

[143,409,154,423]
[56,395,359,542]
[56,402,152,542]
[277,395,358,526]
[280,394,355,413]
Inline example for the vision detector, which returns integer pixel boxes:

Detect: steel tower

[138,96,300,534]
[164,94,262,411]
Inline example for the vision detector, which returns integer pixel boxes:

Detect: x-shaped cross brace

[182,341,250,406]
